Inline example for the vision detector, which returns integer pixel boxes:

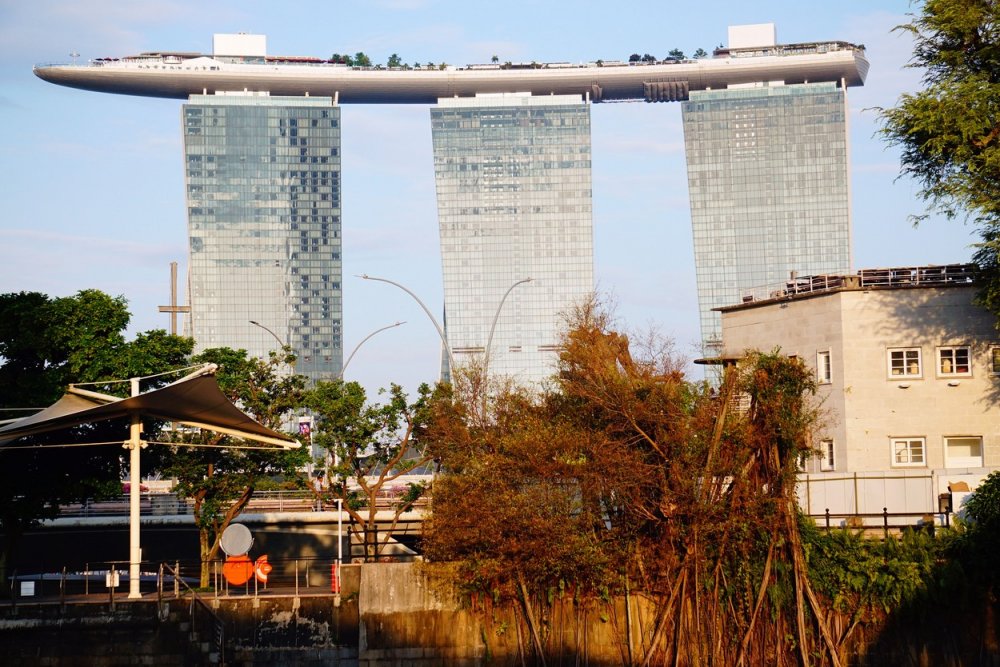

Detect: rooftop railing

[736,263,975,306]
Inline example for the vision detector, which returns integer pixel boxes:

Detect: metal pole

[358,274,456,378]
[483,278,532,377]
[337,499,343,565]
[128,377,142,599]
[339,321,406,379]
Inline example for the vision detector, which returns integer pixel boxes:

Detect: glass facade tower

[430,94,594,385]
[682,82,852,356]
[182,94,343,382]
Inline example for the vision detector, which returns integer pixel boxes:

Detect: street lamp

[249,320,285,348]
[249,320,295,371]
[358,274,456,378]
[340,321,406,378]
[484,278,533,378]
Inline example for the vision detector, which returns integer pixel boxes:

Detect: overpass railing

[54,488,429,518]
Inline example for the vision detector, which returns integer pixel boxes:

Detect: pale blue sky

[0,1,975,395]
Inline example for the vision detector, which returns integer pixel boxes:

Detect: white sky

[0,0,975,396]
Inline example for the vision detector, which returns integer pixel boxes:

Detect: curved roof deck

[34,42,868,103]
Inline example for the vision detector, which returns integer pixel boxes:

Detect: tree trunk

[517,570,547,666]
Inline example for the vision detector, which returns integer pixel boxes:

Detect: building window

[888,348,922,378]
[991,347,1000,375]
[892,438,926,467]
[945,436,983,468]
[816,350,832,384]
[820,439,835,471]
[937,346,971,376]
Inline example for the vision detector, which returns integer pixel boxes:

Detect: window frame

[891,437,926,468]
[887,347,922,379]
[936,346,972,377]
[990,346,1000,375]
[944,436,984,468]
[816,350,832,384]
[820,439,835,471]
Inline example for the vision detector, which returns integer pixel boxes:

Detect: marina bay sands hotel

[35,24,869,384]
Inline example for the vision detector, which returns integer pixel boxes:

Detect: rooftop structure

[34,33,868,103]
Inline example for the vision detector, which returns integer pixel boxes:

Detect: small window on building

[945,436,983,468]
[888,348,922,378]
[892,437,926,467]
[796,451,808,472]
[817,350,832,384]
[937,346,971,376]
[820,439,835,471]
[991,347,1000,374]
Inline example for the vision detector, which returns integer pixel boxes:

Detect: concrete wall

[0,563,652,666]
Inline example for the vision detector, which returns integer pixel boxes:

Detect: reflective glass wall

[431,94,594,385]
[182,94,343,382]
[682,82,851,356]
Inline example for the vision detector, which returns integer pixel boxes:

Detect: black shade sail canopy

[0,366,298,449]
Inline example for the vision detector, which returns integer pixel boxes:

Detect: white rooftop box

[728,24,777,49]
[213,33,267,57]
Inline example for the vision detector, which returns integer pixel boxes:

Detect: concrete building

[183,92,343,382]
[430,94,593,384]
[718,264,1000,516]
[683,25,853,359]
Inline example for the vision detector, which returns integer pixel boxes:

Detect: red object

[222,554,254,585]
[254,555,272,584]
[331,562,341,593]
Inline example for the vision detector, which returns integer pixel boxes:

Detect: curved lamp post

[358,274,456,377]
[249,320,285,348]
[249,319,295,370]
[339,321,406,378]
[484,277,533,377]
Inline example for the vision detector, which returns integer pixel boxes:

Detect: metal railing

[810,507,951,538]
[52,487,430,518]
[738,263,975,305]
[6,556,356,604]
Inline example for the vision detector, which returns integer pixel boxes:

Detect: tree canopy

[0,290,193,583]
[305,379,434,562]
[880,0,1000,226]
[162,347,308,586]
[423,301,838,664]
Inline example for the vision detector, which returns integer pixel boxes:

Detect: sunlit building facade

[430,93,594,384]
[683,81,852,357]
[182,94,343,382]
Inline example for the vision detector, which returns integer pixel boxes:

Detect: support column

[128,377,142,599]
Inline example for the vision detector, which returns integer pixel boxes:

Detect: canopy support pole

[128,377,142,599]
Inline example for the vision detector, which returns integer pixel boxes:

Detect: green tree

[163,347,308,586]
[668,48,686,60]
[353,51,372,68]
[879,1,1000,315]
[387,53,403,68]
[880,0,1000,225]
[693,47,708,59]
[305,380,433,562]
[0,290,192,584]
[491,54,499,64]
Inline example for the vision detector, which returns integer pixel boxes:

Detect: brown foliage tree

[424,298,838,665]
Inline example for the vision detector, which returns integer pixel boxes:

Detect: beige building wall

[720,283,1000,513]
